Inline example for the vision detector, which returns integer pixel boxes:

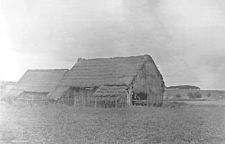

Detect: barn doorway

[132,92,147,106]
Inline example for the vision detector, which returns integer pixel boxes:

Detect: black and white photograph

[0,0,225,143]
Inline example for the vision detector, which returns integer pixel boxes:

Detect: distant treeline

[167,85,200,90]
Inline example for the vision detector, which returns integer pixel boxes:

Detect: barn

[3,69,68,101]
[47,55,165,107]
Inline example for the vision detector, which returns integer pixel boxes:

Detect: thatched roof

[93,85,127,97]
[8,69,68,96]
[61,55,160,87]
[48,55,163,100]
[17,92,48,100]
[48,86,70,100]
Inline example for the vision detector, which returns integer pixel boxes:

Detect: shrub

[187,92,202,99]
[207,92,211,97]
[187,92,194,99]
[194,92,202,98]
[175,94,182,99]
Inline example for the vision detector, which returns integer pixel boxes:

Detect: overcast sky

[1,0,225,90]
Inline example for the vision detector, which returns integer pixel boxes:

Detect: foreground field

[0,102,225,144]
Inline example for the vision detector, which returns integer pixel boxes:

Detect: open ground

[0,100,225,144]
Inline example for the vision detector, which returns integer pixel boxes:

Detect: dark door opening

[132,92,147,106]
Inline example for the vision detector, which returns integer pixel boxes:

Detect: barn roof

[48,55,163,100]
[9,69,68,94]
[93,85,127,97]
[61,55,157,87]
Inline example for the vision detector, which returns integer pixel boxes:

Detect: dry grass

[0,102,225,144]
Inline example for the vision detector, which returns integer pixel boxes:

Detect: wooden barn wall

[58,88,95,106]
[58,87,127,108]
[72,88,95,107]
[14,92,49,106]
[133,61,164,106]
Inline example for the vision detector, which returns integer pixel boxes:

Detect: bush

[194,92,202,98]
[207,92,211,97]
[175,94,182,99]
[187,92,202,99]
[187,92,194,99]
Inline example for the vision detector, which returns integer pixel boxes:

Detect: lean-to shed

[48,55,165,107]
[4,69,68,101]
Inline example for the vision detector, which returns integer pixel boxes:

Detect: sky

[0,0,225,90]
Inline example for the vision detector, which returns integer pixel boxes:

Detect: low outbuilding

[4,69,68,102]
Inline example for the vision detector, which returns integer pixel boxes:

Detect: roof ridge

[27,69,69,71]
[78,54,151,61]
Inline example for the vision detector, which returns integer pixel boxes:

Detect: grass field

[0,101,225,144]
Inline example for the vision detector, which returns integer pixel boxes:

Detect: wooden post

[74,96,76,107]
[126,87,132,106]
[126,92,130,106]
[87,91,89,106]
[146,88,150,107]
[31,95,34,108]
[95,98,97,108]
[81,92,84,106]
[66,90,69,105]
[84,91,87,106]
[150,89,153,107]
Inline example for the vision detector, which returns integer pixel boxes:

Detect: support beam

[82,92,84,106]
[146,88,150,107]
[74,96,76,107]
[94,98,97,108]
[66,90,70,106]
[126,86,133,106]
[87,91,89,106]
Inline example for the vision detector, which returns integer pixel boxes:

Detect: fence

[132,100,147,106]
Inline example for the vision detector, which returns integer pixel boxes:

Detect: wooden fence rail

[132,100,147,106]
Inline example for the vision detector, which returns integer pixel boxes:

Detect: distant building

[3,69,68,100]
